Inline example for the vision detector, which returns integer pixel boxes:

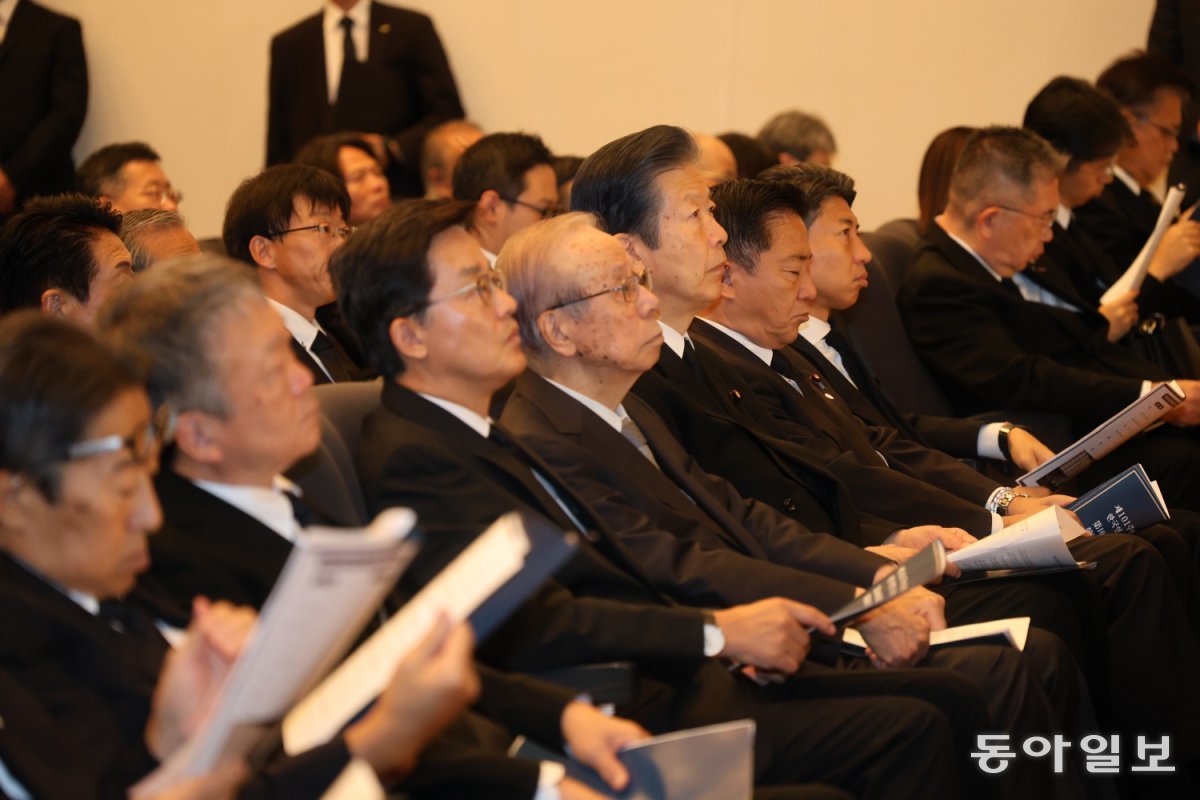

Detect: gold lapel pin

[379,23,391,33]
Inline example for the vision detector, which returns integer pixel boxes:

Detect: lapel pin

[729,389,742,401]
[379,23,391,33]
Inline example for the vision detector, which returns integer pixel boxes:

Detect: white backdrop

[43,0,1157,238]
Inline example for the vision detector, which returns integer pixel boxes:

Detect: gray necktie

[620,414,660,468]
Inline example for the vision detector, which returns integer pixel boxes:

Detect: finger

[787,603,836,635]
[589,744,630,791]
[943,561,961,578]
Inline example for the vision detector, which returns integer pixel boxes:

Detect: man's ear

[719,262,738,301]
[476,190,504,224]
[613,232,646,264]
[388,316,428,362]
[172,410,223,467]
[778,152,800,166]
[248,235,276,270]
[976,206,1002,241]
[536,310,576,358]
[39,288,66,318]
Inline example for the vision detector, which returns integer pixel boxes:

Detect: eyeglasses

[65,421,161,466]
[141,188,183,207]
[265,223,354,240]
[546,270,653,311]
[992,205,1056,229]
[415,272,507,312]
[501,196,559,219]
[1134,113,1181,140]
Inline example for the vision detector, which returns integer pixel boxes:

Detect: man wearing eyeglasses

[900,126,1200,511]
[76,141,183,214]
[224,163,372,384]
[452,132,559,267]
[1074,51,1200,274]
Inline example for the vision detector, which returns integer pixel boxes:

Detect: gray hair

[758,111,837,162]
[948,126,1062,220]
[119,208,190,272]
[97,253,263,421]
[496,211,604,364]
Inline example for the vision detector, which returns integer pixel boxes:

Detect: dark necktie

[286,490,319,528]
[999,277,1024,300]
[769,350,803,391]
[824,326,872,392]
[337,16,357,103]
[311,331,354,383]
[98,599,169,680]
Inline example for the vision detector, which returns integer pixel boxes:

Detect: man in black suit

[0,193,132,325]
[267,0,464,198]
[331,197,1016,799]
[0,0,87,218]
[223,164,372,384]
[1073,51,1200,286]
[900,126,1200,511]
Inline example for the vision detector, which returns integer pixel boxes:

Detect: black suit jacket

[692,320,998,534]
[0,0,87,204]
[499,370,885,611]
[266,2,463,195]
[899,223,1170,432]
[0,554,350,800]
[1073,176,1163,274]
[631,340,900,545]
[790,325,983,458]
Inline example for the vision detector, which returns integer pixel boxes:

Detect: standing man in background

[0,0,88,219]
[267,0,465,198]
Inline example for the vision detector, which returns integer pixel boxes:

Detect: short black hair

[451,132,553,202]
[552,155,584,188]
[294,132,380,183]
[759,163,856,229]
[0,311,143,500]
[77,142,161,197]
[710,179,808,273]
[222,164,351,265]
[1097,50,1193,109]
[571,125,698,248]
[0,193,122,313]
[330,199,475,379]
[1024,76,1132,170]
[718,132,776,179]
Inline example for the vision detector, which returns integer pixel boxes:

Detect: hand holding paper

[712,598,834,674]
[560,701,650,792]
[1102,184,1186,304]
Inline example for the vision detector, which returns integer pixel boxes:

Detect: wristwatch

[996,423,1028,461]
[989,487,1019,516]
[702,611,725,657]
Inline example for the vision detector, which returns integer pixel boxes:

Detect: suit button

[729,389,742,401]
[783,498,796,511]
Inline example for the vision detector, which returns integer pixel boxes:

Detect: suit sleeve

[265,34,292,166]
[389,15,465,164]
[2,17,87,193]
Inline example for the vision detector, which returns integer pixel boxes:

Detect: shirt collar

[543,376,624,433]
[657,320,692,358]
[482,248,498,268]
[191,475,303,544]
[267,297,323,350]
[942,226,1004,283]
[324,0,369,33]
[418,392,492,437]
[8,554,100,615]
[1112,164,1142,196]
[698,317,775,367]
[1055,203,1073,230]
[797,315,831,346]
[0,0,19,40]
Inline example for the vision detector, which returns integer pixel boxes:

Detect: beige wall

[45,0,1156,238]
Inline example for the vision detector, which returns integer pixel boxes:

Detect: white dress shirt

[657,320,693,358]
[324,0,371,104]
[267,298,336,383]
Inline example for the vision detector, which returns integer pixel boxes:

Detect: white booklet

[1017,381,1185,489]
[948,506,1084,572]
[1101,184,1186,304]
[511,720,756,800]
[843,616,1031,654]
[132,509,421,797]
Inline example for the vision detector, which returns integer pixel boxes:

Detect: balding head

[693,132,737,187]
[421,119,484,200]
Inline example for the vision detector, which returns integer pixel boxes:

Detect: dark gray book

[1068,463,1169,534]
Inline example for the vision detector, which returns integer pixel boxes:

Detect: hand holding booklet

[825,540,946,627]
[1101,184,1186,304]
[1017,381,1185,489]
[842,617,1031,655]
[948,506,1084,572]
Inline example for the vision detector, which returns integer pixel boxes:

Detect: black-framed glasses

[265,223,354,240]
[414,272,507,313]
[991,205,1056,229]
[546,270,653,311]
[1134,113,1181,140]
[501,196,559,219]
[65,421,161,466]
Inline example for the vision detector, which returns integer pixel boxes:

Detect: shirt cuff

[983,486,1006,533]
[534,761,567,800]
[1140,380,1154,398]
[976,422,1005,460]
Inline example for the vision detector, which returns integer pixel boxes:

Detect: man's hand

[1099,290,1140,343]
[853,601,931,669]
[1147,218,1200,281]
[1006,427,1056,471]
[1164,380,1200,426]
[560,702,648,792]
[345,615,479,783]
[865,543,918,564]
[147,598,258,759]
[712,598,835,674]
[1002,494,1080,527]
[886,525,976,553]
